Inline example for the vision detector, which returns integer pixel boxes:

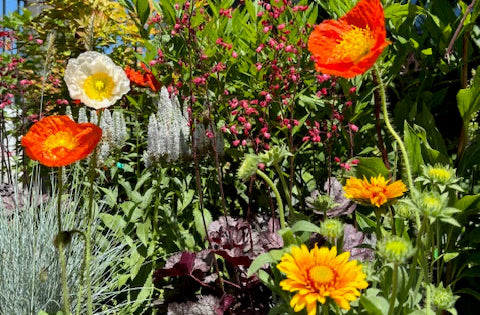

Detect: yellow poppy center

[334,25,375,63]
[428,168,452,182]
[310,265,334,285]
[83,72,114,100]
[43,131,79,155]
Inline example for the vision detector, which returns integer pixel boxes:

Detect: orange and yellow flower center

[334,25,375,63]
[43,131,79,156]
[83,72,114,100]
[310,265,335,285]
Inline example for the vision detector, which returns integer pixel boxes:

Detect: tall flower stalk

[56,166,71,313]
[84,109,102,315]
[373,64,413,189]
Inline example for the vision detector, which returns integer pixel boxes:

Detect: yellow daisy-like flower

[343,175,407,207]
[277,245,368,314]
[64,51,130,109]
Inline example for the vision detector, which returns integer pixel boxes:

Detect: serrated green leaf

[193,206,212,239]
[136,219,151,247]
[134,171,152,191]
[99,186,118,208]
[100,213,126,235]
[178,189,195,214]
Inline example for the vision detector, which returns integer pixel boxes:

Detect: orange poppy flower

[125,63,161,92]
[343,175,407,207]
[308,0,390,78]
[21,115,102,167]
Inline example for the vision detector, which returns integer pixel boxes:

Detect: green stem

[388,263,398,315]
[400,216,427,306]
[57,167,71,314]
[373,64,413,190]
[75,231,87,315]
[436,220,441,285]
[84,110,102,315]
[256,169,285,229]
[273,162,293,220]
[322,299,329,315]
[375,209,383,240]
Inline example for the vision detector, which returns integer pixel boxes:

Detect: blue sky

[3,0,21,16]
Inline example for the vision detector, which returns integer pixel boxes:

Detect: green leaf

[193,206,212,239]
[134,171,152,191]
[290,220,321,234]
[356,211,376,232]
[178,189,195,214]
[135,219,151,247]
[440,216,460,227]
[384,3,427,19]
[457,65,480,127]
[455,288,480,302]
[458,138,480,176]
[134,0,150,26]
[131,269,154,310]
[443,252,460,263]
[454,194,480,212]
[98,186,118,208]
[247,252,275,277]
[360,289,390,315]
[100,213,126,235]
[354,157,390,180]
[404,122,425,175]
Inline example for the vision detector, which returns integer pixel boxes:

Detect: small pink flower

[205,131,214,139]
[349,86,357,94]
[36,39,43,45]
[351,159,360,165]
[232,140,240,146]
[232,51,238,58]
[349,123,359,133]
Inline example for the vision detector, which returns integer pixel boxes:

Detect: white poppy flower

[64,51,130,109]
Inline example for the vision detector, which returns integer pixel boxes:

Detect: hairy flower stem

[373,65,413,190]
[75,231,87,315]
[388,263,399,315]
[57,167,71,313]
[256,169,285,229]
[400,216,427,305]
[84,110,102,315]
